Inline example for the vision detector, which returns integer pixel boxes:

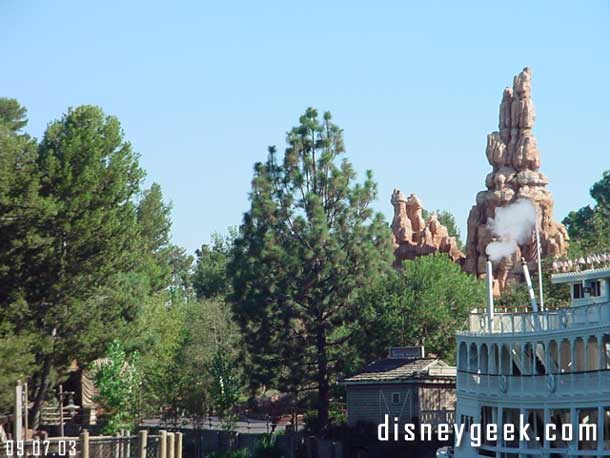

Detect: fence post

[126,430,131,458]
[175,433,182,458]
[80,430,90,458]
[139,430,148,458]
[167,432,175,458]
[115,432,121,458]
[159,430,167,458]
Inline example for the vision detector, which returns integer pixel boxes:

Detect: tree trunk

[29,354,53,430]
[316,325,330,436]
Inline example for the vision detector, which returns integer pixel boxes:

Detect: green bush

[208,449,249,458]
[252,434,282,458]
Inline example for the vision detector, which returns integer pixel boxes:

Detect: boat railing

[457,368,610,397]
[460,301,610,335]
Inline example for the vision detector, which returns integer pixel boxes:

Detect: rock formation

[463,67,569,294]
[391,189,465,267]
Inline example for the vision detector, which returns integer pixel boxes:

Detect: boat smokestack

[521,258,539,313]
[486,260,494,332]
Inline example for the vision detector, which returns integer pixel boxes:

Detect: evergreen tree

[136,183,174,293]
[192,230,236,300]
[0,98,28,132]
[136,183,194,297]
[0,99,47,413]
[13,105,146,426]
[228,108,393,433]
[563,170,610,255]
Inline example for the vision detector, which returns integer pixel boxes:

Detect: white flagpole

[536,222,544,311]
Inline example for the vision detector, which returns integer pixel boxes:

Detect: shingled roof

[343,358,451,385]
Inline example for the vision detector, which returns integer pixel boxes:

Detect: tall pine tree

[21,105,146,426]
[228,108,392,433]
[0,99,41,412]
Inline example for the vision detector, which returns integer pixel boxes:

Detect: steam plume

[485,199,537,263]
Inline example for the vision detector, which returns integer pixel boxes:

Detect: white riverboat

[456,257,610,457]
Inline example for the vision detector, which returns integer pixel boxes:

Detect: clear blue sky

[2,1,609,254]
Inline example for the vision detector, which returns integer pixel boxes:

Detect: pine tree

[19,105,146,426]
[564,170,610,254]
[0,99,40,412]
[193,230,236,300]
[228,108,393,433]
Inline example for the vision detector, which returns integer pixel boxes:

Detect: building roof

[343,358,454,385]
[551,266,610,284]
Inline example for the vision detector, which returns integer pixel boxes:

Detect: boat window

[604,408,610,450]
[481,406,495,446]
[574,283,584,299]
[578,408,598,451]
[603,335,610,370]
[591,281,601,297]
[550,409,570,449]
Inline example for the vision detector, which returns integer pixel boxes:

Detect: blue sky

[2,1,609,254]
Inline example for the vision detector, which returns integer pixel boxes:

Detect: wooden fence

[0,430,182,458]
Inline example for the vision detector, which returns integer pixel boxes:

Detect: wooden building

[343,346,456,428]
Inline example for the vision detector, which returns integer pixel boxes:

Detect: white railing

[457,369,610,398]
[428,366,457,376]
[461,301,610,335]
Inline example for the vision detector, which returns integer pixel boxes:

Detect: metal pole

[59,385,64,437]
[535,225,545,311]
[24,382,28,437]
[485,260,495,332]
[15,380,23,442]
[522,258,539,313]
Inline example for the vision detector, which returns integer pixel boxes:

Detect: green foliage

[207,434,282,458]
[495,258,570,311]
[0,102,158,425]
[209,350,242,431]
[92,340,142,434]
[133,297,242,419]
[564,170,610,254]
[136,183,195,299]
[193,230,236,300]
[0,322,35,412]
[208,449,249,458]
[328,404,347,427]
[355,254,485,364]
[228,107,393,433]
[130,295,189,416]
[0,100,206,424]
[181,299,242,416]
[0,98,28,132]
[251,434,282,458]
[136,183,173,292]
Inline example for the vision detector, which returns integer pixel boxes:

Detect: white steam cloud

[485,199,537,263]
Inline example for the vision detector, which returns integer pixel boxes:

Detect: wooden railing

[0,430,181,458]
[419,410,456,427]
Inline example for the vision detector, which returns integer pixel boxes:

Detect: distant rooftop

[343,357,455,385]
